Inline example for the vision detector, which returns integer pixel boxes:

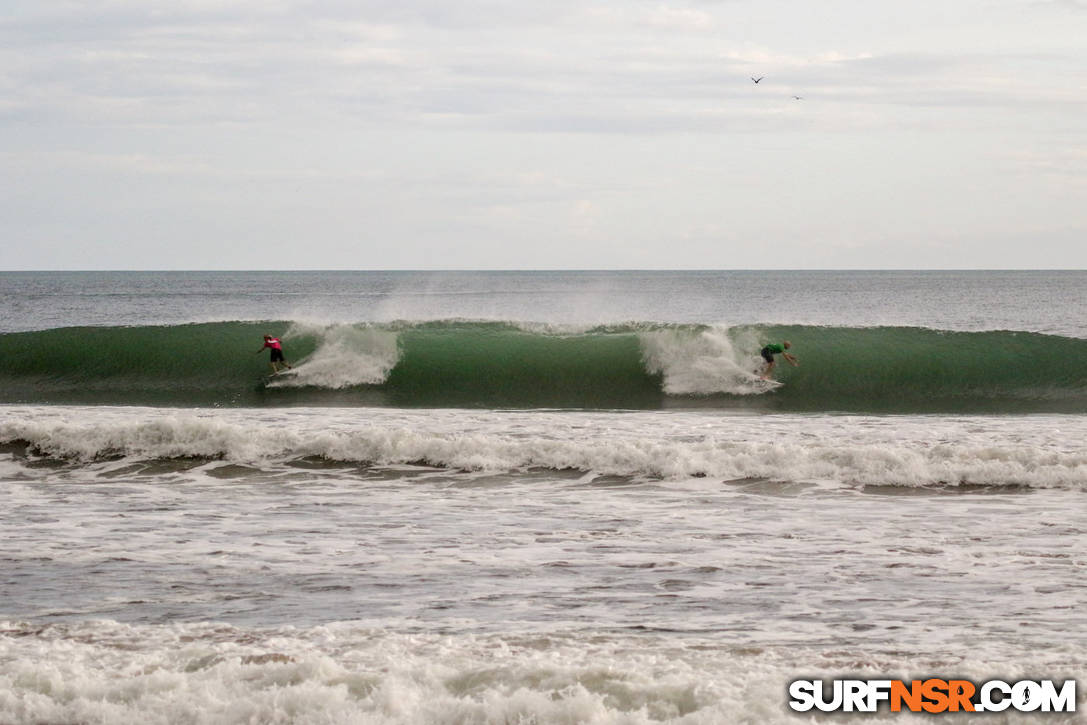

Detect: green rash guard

[764,343,785,355]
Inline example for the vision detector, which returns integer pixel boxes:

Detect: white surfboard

[744,373,783,391]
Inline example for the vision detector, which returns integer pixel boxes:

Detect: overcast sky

[2,0,1085,269]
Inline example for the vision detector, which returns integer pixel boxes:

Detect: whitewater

[3,406,1087,489]
[1,270,1085,724]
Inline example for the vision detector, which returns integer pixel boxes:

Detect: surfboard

[263,368,297,384]
[745,373,783,391]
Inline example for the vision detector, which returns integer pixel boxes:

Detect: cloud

[644,5,715,30]
[1031,0,1087,9]
[1003,148,1087,183]
[4,0,1080,135]
[1,0,1085,269]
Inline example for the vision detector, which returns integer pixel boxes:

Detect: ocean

[1,270,1084,724]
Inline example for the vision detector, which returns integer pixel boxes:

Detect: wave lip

[640,325,775,395]
[267,322,400,389]
[0,320,1085,411]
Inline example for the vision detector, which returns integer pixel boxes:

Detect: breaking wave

[1,320,1085,412]
[3,409,1085,489]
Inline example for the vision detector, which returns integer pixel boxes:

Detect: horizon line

[2,268,1085,273]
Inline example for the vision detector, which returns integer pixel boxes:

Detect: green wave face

[1,321,1085,412]
[386,324,659,408]
[768,325,1087,412]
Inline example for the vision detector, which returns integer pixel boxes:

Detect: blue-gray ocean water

[3,270,1085,335]
[1,271,1084,723]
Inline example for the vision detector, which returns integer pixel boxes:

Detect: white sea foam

[2,407,1085,489]
[0,620,1080,725]
[640,325,773,395]
[269,322,400,388]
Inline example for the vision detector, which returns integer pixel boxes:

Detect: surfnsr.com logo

[789,679,1076,714]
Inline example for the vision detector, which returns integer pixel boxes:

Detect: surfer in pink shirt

[257,334,292,375]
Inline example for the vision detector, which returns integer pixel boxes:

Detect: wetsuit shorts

[270,348,285,363]
[760,346,775,363]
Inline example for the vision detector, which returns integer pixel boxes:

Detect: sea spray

[268,322,400,389]
[640,324,771,395]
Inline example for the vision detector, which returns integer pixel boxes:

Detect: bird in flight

[792,95,803,100]
[751,76,764,84]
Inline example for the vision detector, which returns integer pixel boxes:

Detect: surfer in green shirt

[759,341,798,380]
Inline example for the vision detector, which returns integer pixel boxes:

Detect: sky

[1,0,1085,269]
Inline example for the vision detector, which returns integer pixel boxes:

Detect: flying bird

[792,95,803,100]
[751,76,764,84]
